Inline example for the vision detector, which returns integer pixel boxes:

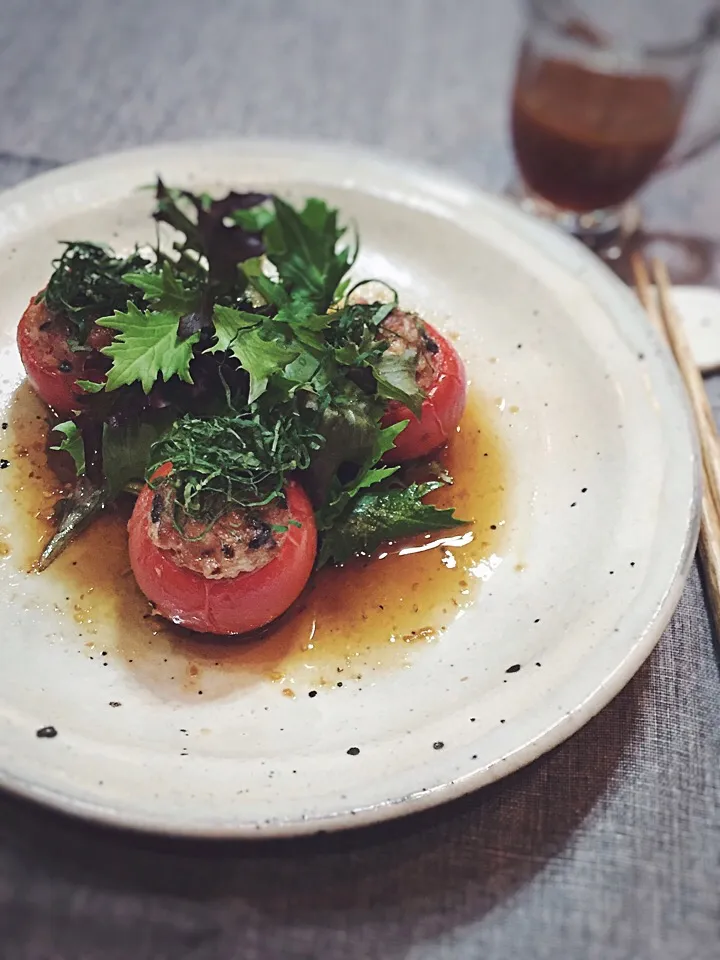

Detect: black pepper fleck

[534,618,540,623]
[308,690,318,698]
[581,487,588,493]
[433,741,444,750]
[500,719,506,724]
[347,747,360,756]
[1,423,7,430]
[36,726,57,738]
[490,524,497,530]
[630,561,636,568]
[570,502,577,507]
[505,664,521,674]
[535,662,542,667]
[109,701,121,707]
[470,717,476,722]
[0,460,9,469]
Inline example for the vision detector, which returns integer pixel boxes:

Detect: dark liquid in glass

[512,57,687,212]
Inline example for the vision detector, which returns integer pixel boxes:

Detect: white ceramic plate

[0,140,699,837]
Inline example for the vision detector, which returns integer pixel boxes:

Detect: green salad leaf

[102,414,174,499]
[97,303,201,393]
[264,197,356,311]
[302,394,386,511]
[371,348,424,417]
[318,483,467,566]
[123,261,199,314]
[75,379,105,395]
[209,305,261,352]
[209,305,301,402]
[228,206,275,233]
[313,417,405,528]
[50,421,85,475]
[227,329,301,403]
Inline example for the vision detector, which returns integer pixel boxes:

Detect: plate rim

[0,137,701,838]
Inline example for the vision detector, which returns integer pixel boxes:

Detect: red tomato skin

[128,477,317,636]
[381,323,467,463]
[16,296,110,413]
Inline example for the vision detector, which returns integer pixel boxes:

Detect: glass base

[505,178,642,256]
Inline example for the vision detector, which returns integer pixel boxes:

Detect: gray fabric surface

[1,1,719,957]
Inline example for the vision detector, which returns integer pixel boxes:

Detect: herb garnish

[147,411,324,527]
[40,242,150,344]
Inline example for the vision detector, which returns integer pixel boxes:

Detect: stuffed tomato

[128,469,317,635]
[17,297,111,414]
[379,311,466,463]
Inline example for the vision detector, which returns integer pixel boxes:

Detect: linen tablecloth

[1,2,719,957]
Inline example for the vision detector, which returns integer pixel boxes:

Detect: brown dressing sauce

[2,382,507,700]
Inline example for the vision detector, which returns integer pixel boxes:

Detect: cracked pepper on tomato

[19,181,468,635]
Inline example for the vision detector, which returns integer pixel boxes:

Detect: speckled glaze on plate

[0,141,700,837]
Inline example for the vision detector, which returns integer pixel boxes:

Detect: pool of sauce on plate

[2,382,507,698]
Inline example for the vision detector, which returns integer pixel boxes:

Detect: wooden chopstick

[698,464,720,632]
[630,253,664,337]
[652,258,720,522]
[631,252,720,630]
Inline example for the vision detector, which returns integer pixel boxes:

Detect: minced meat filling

[379,309,438,392]
[147,485,289,579]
